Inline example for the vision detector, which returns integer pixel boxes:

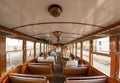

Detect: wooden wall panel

[79,58,117,83]
[75,42,77,56]
[89,40,93,65]
[34,42,36,59]
[22,40,26,64]
[40,42,41,53]
[80,42,83,58]
[110,36,117,79]
[0,37,6,76]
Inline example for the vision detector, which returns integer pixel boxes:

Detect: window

[44,44,46,53]
[73,43,76,55]
[82,41,90,62]
[41,43,44,53]
[77,42,80,57]
[36,43,40,57]
[93,37,109,54]
[6,38,22,71]
[93,37,110,76]
[26,41,34,61]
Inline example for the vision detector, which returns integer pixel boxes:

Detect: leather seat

[65,76,106,83]
[9,75,47,83]
[22,64,53,78]
[1,73,48,83]
[62,66,88,78]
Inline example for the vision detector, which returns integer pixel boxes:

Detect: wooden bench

[37,60,54,69]
[65,75,106,83]
[22,63,53,78]
[62,66,88,78]
[1,73,48,83]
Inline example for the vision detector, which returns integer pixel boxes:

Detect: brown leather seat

[29,63,52,66]
[65,76,106,83]
[23,64,53,78]
[1,73,48,83]
[37,60,54,69]
[9,75,47,83]
[62,66,88,78]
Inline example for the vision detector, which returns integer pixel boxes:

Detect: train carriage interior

[0,0,120,83]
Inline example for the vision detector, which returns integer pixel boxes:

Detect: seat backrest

[37,60,54,68]
[62,66,88,75]
[1,73,47,83]
[28,64,52,74]
[9,75,47,83]
[65,76,106,83]
[29,63,52,66]
[11,73,47,79]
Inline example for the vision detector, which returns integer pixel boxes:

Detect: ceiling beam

[0,25,37,41]
[66,21,120,44]
[12,22,104,29]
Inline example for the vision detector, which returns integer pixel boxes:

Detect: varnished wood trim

[72,43,74,54]
[92,52,110,57]
[110,36,117,79]
[80,42,83,58]
[0,25,37,41]
[34,42,36,59]
[89,40,93,65]
[40,42,41,53]
[75,42,77,56]
[12,22,104,29]
[0,37,6,76]
[43,43,45,53]
[115,36,120,79]
[22,40,26,64]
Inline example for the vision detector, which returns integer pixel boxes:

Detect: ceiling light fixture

[48,4,62,17]
[53,31,62,42]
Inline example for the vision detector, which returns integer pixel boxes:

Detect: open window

[93,37,110,76]
[82,41,90,62]
[6,37,23,71]
[26,41,34,62]
[36,43,40,57]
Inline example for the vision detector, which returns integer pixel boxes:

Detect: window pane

[73,43,76,55]
[6,38,22,71]
[36,43,40,57]
[41,43,44,53]
[27,41,34,61]
[93,37,110,76]
[93,37,110,54]
[82,41,89,62]
[93,54,110,76]
[77,42,80,57]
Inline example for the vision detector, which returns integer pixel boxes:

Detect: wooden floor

[50,57,64,83]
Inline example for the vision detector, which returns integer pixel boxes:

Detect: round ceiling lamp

[53,31,62,42]
[48,4,62,17]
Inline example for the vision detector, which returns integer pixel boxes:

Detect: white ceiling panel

[0,0,120,44]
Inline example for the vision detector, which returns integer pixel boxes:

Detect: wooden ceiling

[0,0,120,44]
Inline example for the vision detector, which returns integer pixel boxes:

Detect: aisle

[50,57,64,83]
